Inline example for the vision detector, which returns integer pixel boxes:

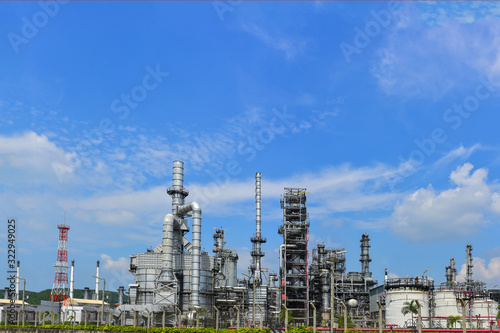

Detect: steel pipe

[177,201,202,308]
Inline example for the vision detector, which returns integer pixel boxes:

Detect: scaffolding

[278,188,309,325]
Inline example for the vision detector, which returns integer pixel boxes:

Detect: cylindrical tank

[472,298,498,328]
[385,289,430,328]
[434,290,461,327]
[225,256,238,287]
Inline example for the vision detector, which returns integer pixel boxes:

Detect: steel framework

[279,188,309,325]
[50,224,70,302]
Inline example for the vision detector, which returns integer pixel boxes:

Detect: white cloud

[100,254,134,290]
[0,131,76,185]
[457,256,500,283]
[391,163,500,241]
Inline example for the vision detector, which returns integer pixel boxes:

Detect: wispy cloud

[435,144,482,166]
[241,24,306,60]
[372,9,500,98]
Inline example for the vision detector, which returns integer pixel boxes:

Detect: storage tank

[472,298,498,328]
[225,256,238,287]
[384,277,433,328]
[434,289,461,328]
[386,289,430,327]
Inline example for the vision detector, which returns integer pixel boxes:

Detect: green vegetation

[279,309,295,326]
[446,315,461,328]
[0,323,269,333]
[334,313,355,328]
[400,300,418,317]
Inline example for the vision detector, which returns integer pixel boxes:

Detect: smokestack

[360,233,372,278]
[384,268,388,282]
[118,286,125,305]
[4,287,9,300]
[16,260,20,300]
[95,260,100,300]
[70,260,75,299]
[169,160,188,213]
[83,287,89,300]
[466,244,473,284]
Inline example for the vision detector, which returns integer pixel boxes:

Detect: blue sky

[2,1,500,293]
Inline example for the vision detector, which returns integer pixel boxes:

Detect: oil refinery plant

[4,160,500,330]
[112,161,500,329]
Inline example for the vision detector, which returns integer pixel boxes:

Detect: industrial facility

[109,161,383,328]
[370,244,499,330]
[5,160,500,330]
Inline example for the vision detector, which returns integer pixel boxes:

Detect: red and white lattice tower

[49,224,70,302]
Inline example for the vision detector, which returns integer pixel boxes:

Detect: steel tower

[278,188,309,325]
[50,224,70,302]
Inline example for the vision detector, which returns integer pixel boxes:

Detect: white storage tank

[472,298,498,328]
[434,289,461,328]
[386,289,430,327]
[384,277,433,328]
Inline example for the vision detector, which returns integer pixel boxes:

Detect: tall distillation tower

[278,188,309,325]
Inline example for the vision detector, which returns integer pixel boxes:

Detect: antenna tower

[50,224,70,301]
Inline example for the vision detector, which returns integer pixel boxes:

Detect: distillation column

[360,233,372,278]
[466,244,473,284]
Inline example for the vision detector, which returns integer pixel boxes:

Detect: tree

[496,305,500,321]
[401,300,418,317]
[279,309,295,326]
[335,313,355,328]
[447,315,462,328]
[401,300,418,327]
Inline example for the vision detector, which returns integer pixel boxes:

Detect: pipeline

[177,201,202,308]
[160,213,176,281]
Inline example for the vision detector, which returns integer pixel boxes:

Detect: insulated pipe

[95,260,100,300]
[160,214,176,281]
[70,260,75,299]
[177,201,202,308]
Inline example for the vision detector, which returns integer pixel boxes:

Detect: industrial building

[111,161,381,328]
[309,234,377,328]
